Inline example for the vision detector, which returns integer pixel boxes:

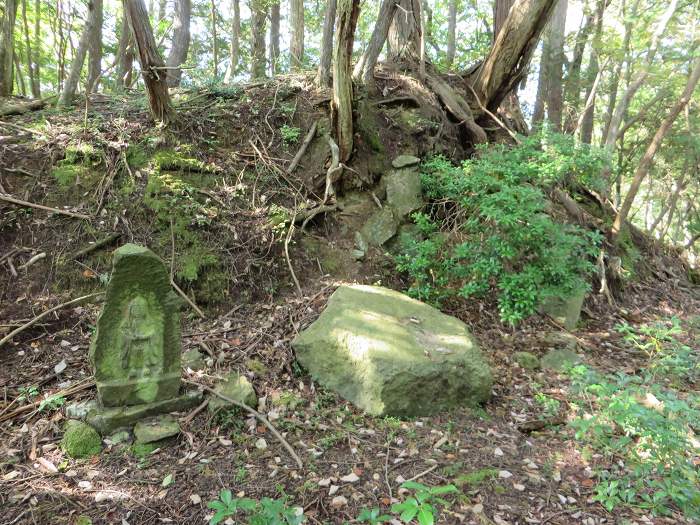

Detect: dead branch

[184,379,303,469]
[0,377,95,423]
[294,204,339,230]
[0,292,103,349]
[372,95,420,107]
[170,279,206,319]
[0,193,91,220]
[324,135,342,203]
[465,83,521,144]
[0,96,54,117]
[287,120,318,174]
[70,233,122,260]
[18,252,46,270]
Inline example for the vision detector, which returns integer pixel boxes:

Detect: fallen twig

[406,463,438,482]
[171,279,206,319]
[465,83,521,144]
[0,193,91,220]
[324,135,342,203]
[294,204,338,230]
[18,252,46,270]
[287,120,318,174]
[0,377,95,423]
[285,208,303,296]
[70,233,122,260]
[0,292,103,349]
[184,379,303,469]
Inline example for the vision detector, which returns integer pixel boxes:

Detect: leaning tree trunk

[0,0,18,97]
[290,0,304,71]
[388,0,421,62]
[545,0,566,131]
[86,0,103,93]
[472,0,557,111]
[332,0,360,163]
[124,0,175,124]
[223,0,240,83]
[353,0,397,86]
[270,1,280,75]
[58,0,96,105]
[165,0,191,87]
[116,8,134,89]
[317,0,336,87]
[446,0,457,67]
[249,0,267,79]
[611,54,700,242]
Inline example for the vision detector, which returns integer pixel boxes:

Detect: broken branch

[0,193,91,220]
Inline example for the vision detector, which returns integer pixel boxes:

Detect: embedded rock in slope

[292,285,492,417]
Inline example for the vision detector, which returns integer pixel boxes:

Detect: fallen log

[0,96,54,117]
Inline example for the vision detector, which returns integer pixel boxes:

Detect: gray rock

[65,400,98,420]
[359,207,399,247]
[392,155,420,169]
[182,349,206,371]
[134,415,180,444]
[513,351,540,370]
[541,348,581,371]
[540,291,586,330]
[208,373,257,413]
[384,169,423,218]
[292,285,492,417]
[107,430,131,445]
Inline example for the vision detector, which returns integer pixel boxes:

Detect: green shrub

[395,132,605,324]
[207,490,304,525]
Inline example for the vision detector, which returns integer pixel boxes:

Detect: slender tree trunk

[611,55,700,242]
[544,0,566,131]
[249,0,267,79]
[32,0,40,96]
[124,0,175,124]
[353,0,396,86]
[21,0,39,97]
[166,0,191,87]
[446,0,457,67]
[0,0,18,96]
[290,0,304,71]
[14,53,26,95]
[86,0,103,93]
[532,39,549,126]
[494,0,514,36]
[472,0,557,111]
[223,0,240,83]
[649,174,686,234]
[388,0,421,62]
[563,2,593,132]
[210,0,218,77]
[269,1,280,75]
[317,0,336,87]
[578,0,604,143]
[332,0,360,163]
[116,7,134,89]
[59,0,96,105]
[158,0,166,22]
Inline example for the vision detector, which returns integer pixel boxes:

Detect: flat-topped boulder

[292,285,492,417]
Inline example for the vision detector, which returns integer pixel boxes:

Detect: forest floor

[1,78,699,525]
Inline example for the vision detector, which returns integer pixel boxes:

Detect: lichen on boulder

[61,420,102,458]
[292,285,492,417]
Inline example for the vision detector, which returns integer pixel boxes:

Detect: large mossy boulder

[292,285,492,417]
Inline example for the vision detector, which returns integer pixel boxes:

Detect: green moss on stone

[130,442,160,458]
[514,351,540,370]
[61,420,102,458]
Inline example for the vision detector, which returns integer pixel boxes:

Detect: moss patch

[61,420,102,458]
[130,441,160,458]
[454,468,499,487]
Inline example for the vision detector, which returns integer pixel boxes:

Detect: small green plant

[39,394,66,412]
[18,386,39,403]
[390,481,458,524]
[207,490,304,525]
[534,392,560,419]
[357,507,392,524]
[395,132,604,324]
[280,125,301,145]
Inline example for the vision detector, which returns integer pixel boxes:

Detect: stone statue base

[67,389,202,435]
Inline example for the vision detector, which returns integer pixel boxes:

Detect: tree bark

[472,0,558,112]
[86,0,103,93]
[270,1,280,75]
[544,0,565,131]
[290,0,304,71]
[532,38,549,126]
[158,0,166,22]
[388,0,421,62]
[317,0,336,87]
[224,0,240,83]
[211,0,218,77]
[249,0,267,79]
[446,0,457,67]
[578,0,604,143]
[353,0,396,86]
[611,55,700,242]
[32,0,40,96]
[124,0,175,124]
[332,0,360,163]
[563,5,594,132]
[116,7,134,89]
[649,174,686,234]
[165,0,191,87]
[0,0,18,96]
[21,0,39,97]
[494,0,514,36]
[58,0,96,105]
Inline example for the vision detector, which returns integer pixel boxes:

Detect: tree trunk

[649,174,686,234]
[388,0,421,62]
[290,0,304,71]
[544,0,566,131]
[494,0,514,36]
[165,0,191,87]
[270,1,280,75]
[124,0,175,124]
[332,0,360,163]
[116,7,134,89]
[317,0,336,87]
[472,0,558,111]
[21,0,39,97]
[611,55,700,242]
[563,5,594,132]
[32,0,40,96]
[532,39,549,126]
[578,0,604,143]
[158,0,166,22]
[249,0,267,79]
[58,0,96,105]
[0,0,18,96]
[211,0,218,77]
[353,0,396,86]
[223,0,240,83]
[87,0,103,93]
[14,52,26,95]
[446,0,457,67]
